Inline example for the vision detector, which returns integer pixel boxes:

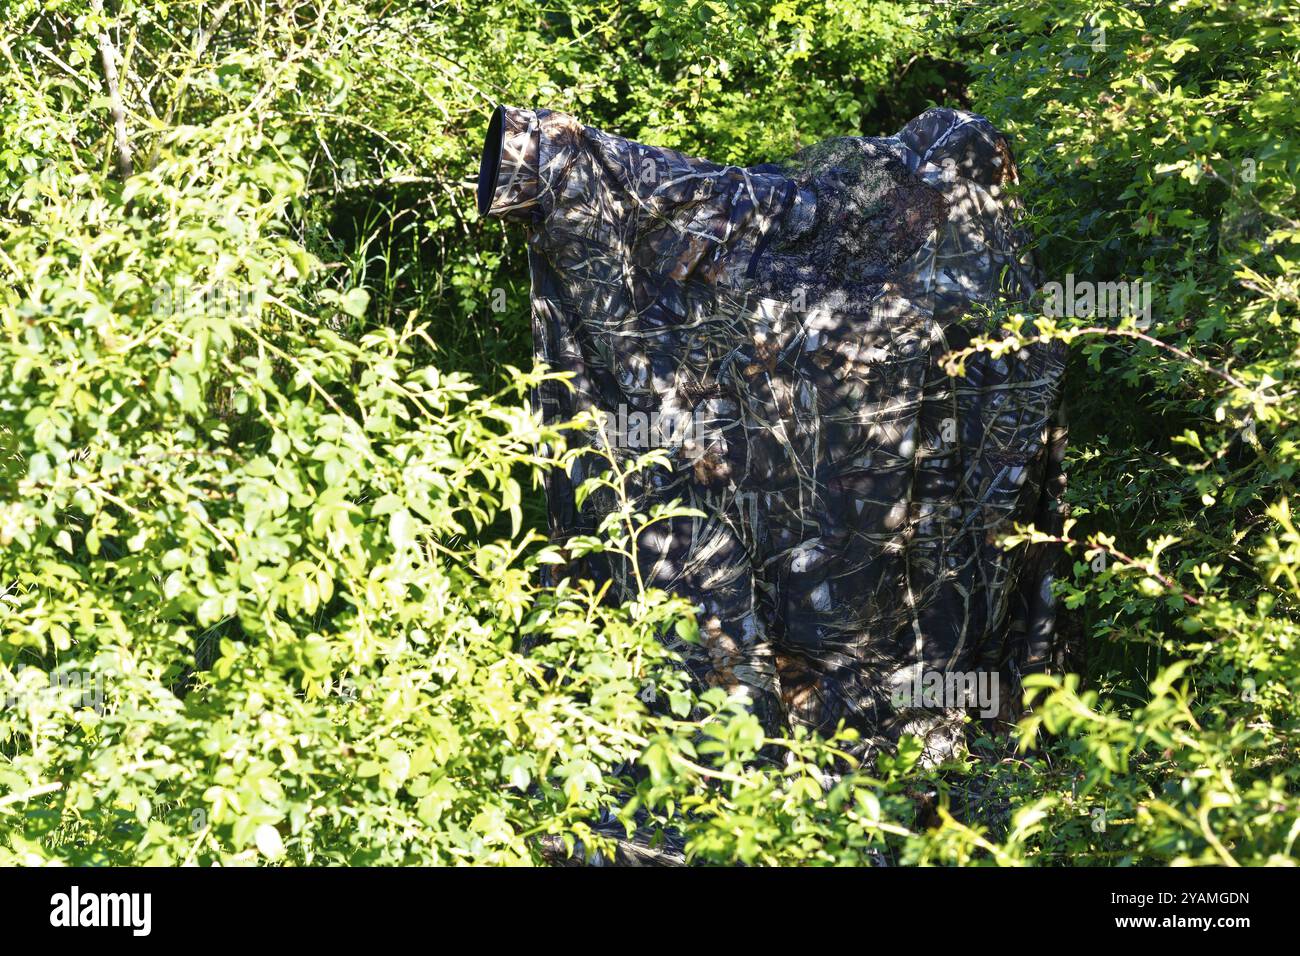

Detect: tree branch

[89,0,132,179]
[148,0,237,170]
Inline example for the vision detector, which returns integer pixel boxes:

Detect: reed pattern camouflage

[479,104,1068,755]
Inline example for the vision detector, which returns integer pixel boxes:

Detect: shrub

[2,0,1298,865]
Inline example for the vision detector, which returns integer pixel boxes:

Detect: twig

[0,781,63,811]
[305,174,437,196]
[1033,532,1203,606]
[90,0,133,178]
[27,41,91,89]
[147,0,237,169]
[945,324,1249,391]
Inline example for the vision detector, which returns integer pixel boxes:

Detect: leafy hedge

[0,0,1297,865]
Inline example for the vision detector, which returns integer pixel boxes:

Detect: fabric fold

[477,104,542,220]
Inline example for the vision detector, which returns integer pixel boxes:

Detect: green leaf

[341,288,370,318]
[254,824,284,861]
[389,508,416,551]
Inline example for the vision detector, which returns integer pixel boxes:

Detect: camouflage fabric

[478,104,1067,755]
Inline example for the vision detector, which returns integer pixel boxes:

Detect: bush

[0,0,921,865]
[1,0,1297,865]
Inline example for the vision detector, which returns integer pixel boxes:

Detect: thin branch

[147,0,237,169]
[90,0,133,178]
[945,324,1249,391]
[1033,532,1203,607]
[304,174,438,196]
[27,41,91,89]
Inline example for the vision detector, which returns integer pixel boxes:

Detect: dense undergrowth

[1,0,1297,864]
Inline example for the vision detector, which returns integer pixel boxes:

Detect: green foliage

[0,0,932,865]
[947,0,1300,863]
[1,0,1298,865]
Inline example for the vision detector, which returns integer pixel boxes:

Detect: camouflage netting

[478,104,1068,758]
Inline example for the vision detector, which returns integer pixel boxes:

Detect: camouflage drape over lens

[479,104,1068,754]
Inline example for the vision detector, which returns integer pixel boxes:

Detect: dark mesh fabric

[480,104,1068,756]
